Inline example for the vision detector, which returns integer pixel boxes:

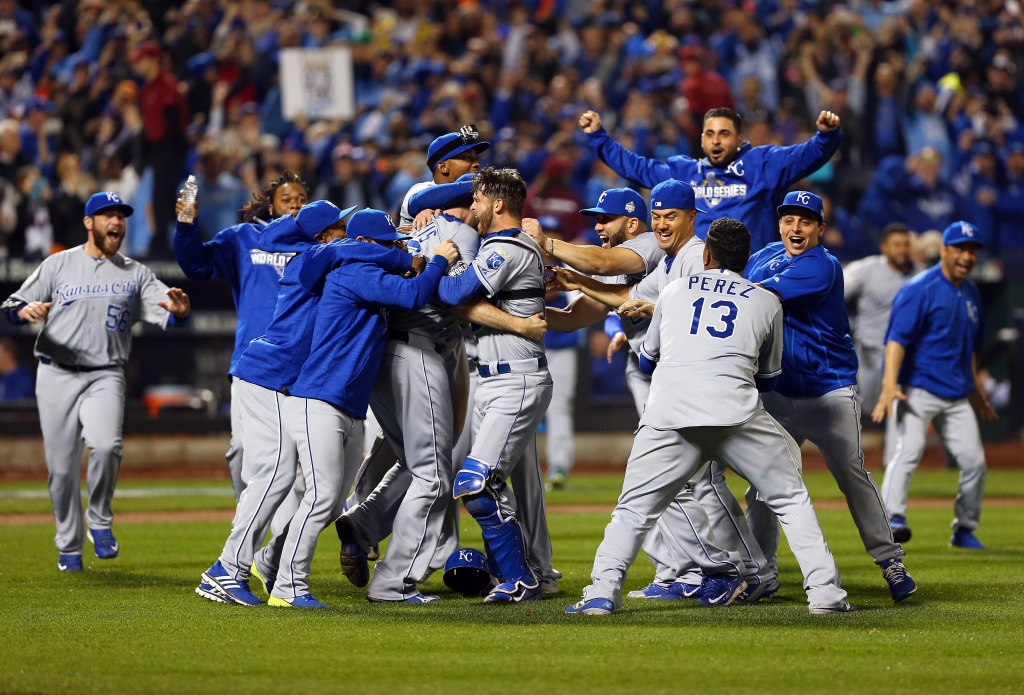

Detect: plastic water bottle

[179,175,198,223]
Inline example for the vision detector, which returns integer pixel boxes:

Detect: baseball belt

[477,355,548,378]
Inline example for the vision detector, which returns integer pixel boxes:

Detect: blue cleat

[195,579,229,603]
[337,518,369,587]
[881,558,917,602]
[57,554,83,572]
[201,561,260,606]
[269,594,328,608]
[890,515,912,543]
[626,582,684,600]
[676,581,704,599]
[88,528,119,559]
[738,577,780,603]
[696,575,747,607]
[484,582,542,603]
[404,593,439,604]
[809,600,858,614]
[566,597,615,615]
[951,528,984,549]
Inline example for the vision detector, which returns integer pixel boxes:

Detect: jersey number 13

[690,298,737,339]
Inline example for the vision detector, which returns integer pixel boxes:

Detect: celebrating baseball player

[874,221,997,549]
[566,218,852,616]
[400,125,490,227]
[744,190,917,603]
[579,107,842,250]
[2,192,192,572]
[844,224,916,414]
[173,171,309,498]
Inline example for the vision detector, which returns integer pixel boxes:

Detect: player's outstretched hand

[413,208,440,231]
[158,288,191,320]
[968,390,999,423]
[607,331,627,363]
[434,239,460,264]
[547,267,581,292]
[618,299,655,320]
[816,110,841,132]
[516,313,548,342]
[17,301,51,324]
[175,191,198,221]
[871,384,906,423]
[579,110,603,134]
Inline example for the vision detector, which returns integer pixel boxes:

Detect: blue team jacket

[586,127,841,251]
[884,264,983,401]
[174,219,291,371]
[230,216,412,394]
[745,242,858,398]
[289,253,449,418]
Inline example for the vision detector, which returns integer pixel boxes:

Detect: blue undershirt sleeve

[438,269,486,306]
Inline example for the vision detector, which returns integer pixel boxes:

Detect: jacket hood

[259,214,313,253]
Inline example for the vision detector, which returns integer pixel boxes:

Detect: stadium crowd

[0,0,1022,263]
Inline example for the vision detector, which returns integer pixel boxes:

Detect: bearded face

[86,212,126,256]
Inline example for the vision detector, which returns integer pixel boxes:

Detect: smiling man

[875,222,997,550]
[744,190,917,604]
[2,191,192,573]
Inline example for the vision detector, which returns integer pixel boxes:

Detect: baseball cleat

[549,567,563,580]
[201,561,260,606]
[250,562,274,596]
[268,594,329,608]
[87,528,119,559]
[951,528,984,549]
[484,582,542,603]
[540,577,559,596]
[809,600,858,614]
[890,515,912,543]
[737,577,780,603]
[367,592,440,604]
[566,598,615,615]
[696,575,747,607]
[626,582,685,600]
[57,554,83,572]
[337,518,370,587]
[548,471,567,490]
[880,558,917,602]
[195,579,230,604]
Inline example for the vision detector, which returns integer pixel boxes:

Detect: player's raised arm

[759,110,842,189]
[551,268,631,311]
[580,110,675,189]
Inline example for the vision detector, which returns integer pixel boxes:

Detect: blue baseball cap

[580,188,648,219]
[85,191,134,217]
[538,215,563,233]
[650,179,706,213]
[426,125,490,171]
[348,209,411,241]
[295,200,357,237]
[407,173,477,217]
[942,221,984,247]
[777,190,824,222]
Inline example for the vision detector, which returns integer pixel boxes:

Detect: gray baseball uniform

[8,246,179,555]
[583,271,847,610]
[400,181,435,227]
[844,256,914,412]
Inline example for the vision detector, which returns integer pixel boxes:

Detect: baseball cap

[942,221,984,248]
[295,200,357,237]
[85,191,134,217]
[131,41,162,62]
[777,190,824,222]
[347,209,411,241]
[538,215,563,233]
[407,174,477,217]
[580,188,648,219]
[650,179,706,213]
[426,125,490,171]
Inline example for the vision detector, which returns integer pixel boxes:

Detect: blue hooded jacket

[289,246,450,417]
[585,127,841,251]
[174,218,290,371]
[230,216,412,394]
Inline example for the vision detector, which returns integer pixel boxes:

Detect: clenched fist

[816,110,841,132]
[579,111,603,134]
[434,239,460,264]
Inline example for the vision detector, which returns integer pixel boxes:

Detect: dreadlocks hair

[705,217,751,273]
[239,170,309,222]
[472,167,528,218]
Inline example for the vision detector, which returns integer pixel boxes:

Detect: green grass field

[2,470,1023,694]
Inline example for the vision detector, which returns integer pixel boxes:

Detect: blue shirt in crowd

[745,242,859,398]
[1,366,34,400]
[585,126,841,251]
[884,264,984,401]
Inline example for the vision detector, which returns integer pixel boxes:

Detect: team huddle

[4,107,998,614]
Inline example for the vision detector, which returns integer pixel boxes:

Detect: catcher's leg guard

[462,492,537,590]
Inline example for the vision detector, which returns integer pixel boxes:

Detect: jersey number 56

[105,304,131,333]
[690,298,737,339]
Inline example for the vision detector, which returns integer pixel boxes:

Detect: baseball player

[173,171,309,498]
[2,192,192,572]
[196,201,416,606]
[579,108,842,250]
[844,223,915,415]
[400,125,490,227]
[551,181,772,599]
[566,218,853,615]
[874,221,996,549]
[744,190,917,603]
[259,210,458,608]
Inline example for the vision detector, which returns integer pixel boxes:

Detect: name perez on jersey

[687,274,757,298]
[54,280,139,305]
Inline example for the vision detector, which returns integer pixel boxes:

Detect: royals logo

[966,300,979,323]
[485,247,509,270]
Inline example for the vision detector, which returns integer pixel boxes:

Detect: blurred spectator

[588,329,627,397]
[0,118,26,184]
[524,156,585,240]
[0,51,32,118]
[0,337,33,401]
[11,165,52,258]
[859,148,962,239]
[993,142,1024,257]
[194,141,249,240]
[903,83,953,181]
[679,46,734,138]
[48,152,94,250]
[18,98,57,178]
[316,143,374,211]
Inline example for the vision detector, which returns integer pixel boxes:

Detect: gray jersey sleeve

[639,298,663,362]
[11,254,61,304]
[137,264,172,328]
[757,304,784,378]
[619,233,665,280]
[843,257,869,302]
[627,263,661,303]
[400,181,435,227]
